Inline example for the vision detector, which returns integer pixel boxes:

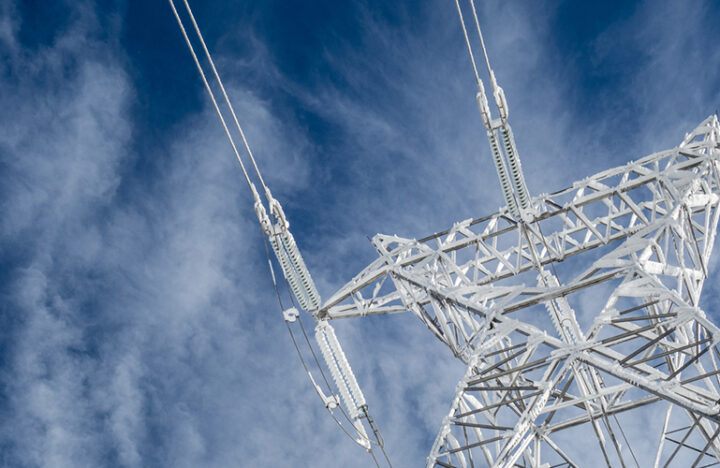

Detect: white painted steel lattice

[319,116,720,467]
[169,2,720,464]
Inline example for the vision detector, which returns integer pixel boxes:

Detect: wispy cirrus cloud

[1,0,719,467]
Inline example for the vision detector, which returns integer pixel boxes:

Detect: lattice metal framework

[169,1,720,464]
[318,116,720,467]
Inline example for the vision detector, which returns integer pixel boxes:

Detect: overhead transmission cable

[454,0,518,218]
[170,0,321,311]
[453,0,483,91]
[179,0,269,195]
[169,2,391,465]
[454,0,531,218]
[282,275,393,467]
[260,228,375,451]
[470,13,528,214]
[469,0,531,211]
[168,0,253,190]
[260,226,389,468]
[467,0,492,81]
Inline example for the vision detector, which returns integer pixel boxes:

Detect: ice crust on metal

[321,116,720,467]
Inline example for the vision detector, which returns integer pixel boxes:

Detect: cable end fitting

[252,184,273,235]
[476,84,492,130]
[494,85,508,123]
[265,187,290,231]
[283,307,299,323]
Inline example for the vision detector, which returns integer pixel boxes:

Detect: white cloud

[1,0,719,467]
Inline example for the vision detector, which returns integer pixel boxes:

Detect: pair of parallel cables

[170,0,534,463]
[454,0,531,219]
[168,1,391,466]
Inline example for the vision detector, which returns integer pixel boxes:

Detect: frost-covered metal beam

[320,117,720,323]
[319,116,720,467]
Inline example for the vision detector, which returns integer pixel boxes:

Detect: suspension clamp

[476,81,492,130]
[283,307,299,323]
[251,183,272,235]
[322,393,340,410]
[265,187,289,232]
[308,371,339,409]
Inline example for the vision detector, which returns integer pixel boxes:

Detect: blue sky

[1,1,720,466]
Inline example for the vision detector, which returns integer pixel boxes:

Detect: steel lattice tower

[169,1,720,465]
[318,115,720,467]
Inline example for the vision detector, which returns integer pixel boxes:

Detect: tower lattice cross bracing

[169,1,720,465]
[319,116,720,467]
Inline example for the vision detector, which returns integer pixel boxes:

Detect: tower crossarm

[319,116,720,322]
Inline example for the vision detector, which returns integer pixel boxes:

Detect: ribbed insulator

[489,130,519,217]
[543,298,566,340]
[501,125,530,210]
[269,234,311,310]
[539,271,582,343]
[556,295,583,343]
[324,321,367,409]
[280,231,322,310]
[315,322,360,419]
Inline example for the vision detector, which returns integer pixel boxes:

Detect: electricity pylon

[319,115,720,467]
[170,1,720,464]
